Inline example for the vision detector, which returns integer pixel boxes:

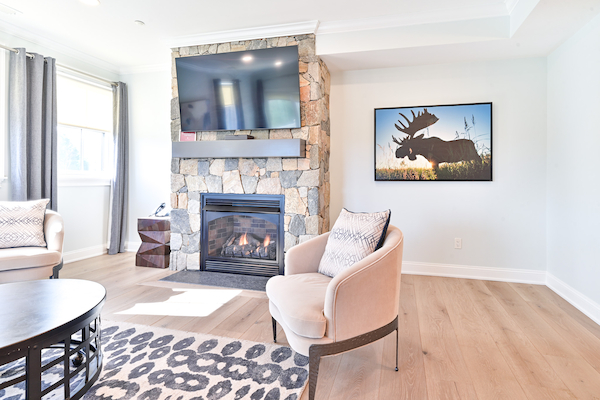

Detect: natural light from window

[116,288,242,317]
[57,73,113,183]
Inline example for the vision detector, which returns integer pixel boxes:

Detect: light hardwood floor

[62,253,600,400]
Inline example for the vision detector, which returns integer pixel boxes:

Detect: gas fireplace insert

[200,193,285,277]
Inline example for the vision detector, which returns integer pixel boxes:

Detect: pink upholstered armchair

[266,225,404,400]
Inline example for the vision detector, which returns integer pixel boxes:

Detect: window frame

[57,124,113,187]
[56,69,114,187]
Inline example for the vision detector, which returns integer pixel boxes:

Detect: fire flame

[263,234,271,247]
[239,233,248,246]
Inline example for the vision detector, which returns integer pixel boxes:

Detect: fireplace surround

[201,193,284,277]
[169,33,330,272]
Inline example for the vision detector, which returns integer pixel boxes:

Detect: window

[57,72,113,186]
[58,125,110,172]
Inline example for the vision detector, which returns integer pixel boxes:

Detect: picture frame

[374,102,492,181]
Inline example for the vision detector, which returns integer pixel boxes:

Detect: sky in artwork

[374,103,492,169]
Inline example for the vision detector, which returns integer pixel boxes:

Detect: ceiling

[0,0,598,75]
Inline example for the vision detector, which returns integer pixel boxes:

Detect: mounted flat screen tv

[175,46,301,131]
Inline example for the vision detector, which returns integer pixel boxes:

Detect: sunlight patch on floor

[116,288,242,317]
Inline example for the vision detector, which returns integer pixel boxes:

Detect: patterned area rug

[0,321,308,400]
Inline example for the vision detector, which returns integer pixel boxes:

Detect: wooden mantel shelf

[172,139,305,159]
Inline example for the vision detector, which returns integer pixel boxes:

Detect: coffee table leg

[26,346,42,400]
[64,336,72,400]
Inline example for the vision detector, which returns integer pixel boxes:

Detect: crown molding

[120,63,171,75]
[317,4,508,35]
[165,20,320,49]
[0,19,120,76]
[0,3,21,16]
[316,0,535,36]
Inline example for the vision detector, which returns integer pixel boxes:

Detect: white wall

[547,13,600,306]
[330,58,548,272]
[58,186,109,254]
[121,69,172,250]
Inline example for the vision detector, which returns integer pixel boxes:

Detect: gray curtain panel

[108,82,129,255]
[9,48,58,210]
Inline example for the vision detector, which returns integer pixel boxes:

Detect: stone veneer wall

[169,34,330,271]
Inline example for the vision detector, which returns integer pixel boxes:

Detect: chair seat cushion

[0,247,62,271]
[266,272,332,339]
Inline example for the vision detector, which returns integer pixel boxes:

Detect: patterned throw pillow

[0,199,49,249]
[317,208,391,278]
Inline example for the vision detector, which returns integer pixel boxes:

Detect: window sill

[58,175,112,187]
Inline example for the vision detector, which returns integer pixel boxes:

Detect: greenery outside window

[58,125,111,172]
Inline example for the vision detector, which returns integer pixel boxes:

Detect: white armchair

[0,209,65,283]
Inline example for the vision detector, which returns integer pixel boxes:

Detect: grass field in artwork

[375,155,492,181]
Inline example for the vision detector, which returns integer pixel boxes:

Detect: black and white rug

[0,321,308,400]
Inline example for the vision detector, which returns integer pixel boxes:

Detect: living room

[1,0,600,399]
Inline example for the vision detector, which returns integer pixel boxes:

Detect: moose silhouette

[392,109,480,169]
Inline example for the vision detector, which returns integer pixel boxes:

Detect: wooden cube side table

[136,217,170,268]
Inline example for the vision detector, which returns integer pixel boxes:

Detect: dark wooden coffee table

[0,279,106,400]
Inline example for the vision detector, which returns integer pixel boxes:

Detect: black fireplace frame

[200,193,285,277]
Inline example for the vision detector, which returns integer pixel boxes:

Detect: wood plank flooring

[61,253,600,400]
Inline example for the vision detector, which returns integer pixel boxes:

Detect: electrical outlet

[454,238,462,249]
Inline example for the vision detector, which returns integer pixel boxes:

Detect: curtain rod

[0,43,118,87]
[57,63,118,87]
[0,43,33,58]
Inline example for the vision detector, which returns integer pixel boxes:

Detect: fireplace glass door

[207,213,278,260]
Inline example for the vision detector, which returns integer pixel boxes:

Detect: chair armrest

[323,226,403,341]
[44,210,65,254]
[284,232,330,275]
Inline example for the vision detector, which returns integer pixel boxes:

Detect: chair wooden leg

[272,317,277,343]
[51,260,63,279]
[306,316,399,400]
[308,346,322,400]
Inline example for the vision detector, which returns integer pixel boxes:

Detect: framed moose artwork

[374,102,492,181]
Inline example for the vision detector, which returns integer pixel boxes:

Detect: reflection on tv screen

[176,46,301,131]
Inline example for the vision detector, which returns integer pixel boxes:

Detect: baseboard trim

[401,261,600,325]
[63,244,108,264]
[402,261,547,284]
[125,241,142,253]
[546,273,600,326]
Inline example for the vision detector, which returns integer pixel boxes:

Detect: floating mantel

[172,139,305,159]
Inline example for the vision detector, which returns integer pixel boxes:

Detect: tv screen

[176,46,301,132]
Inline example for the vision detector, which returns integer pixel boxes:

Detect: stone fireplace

[169,33,330,272]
